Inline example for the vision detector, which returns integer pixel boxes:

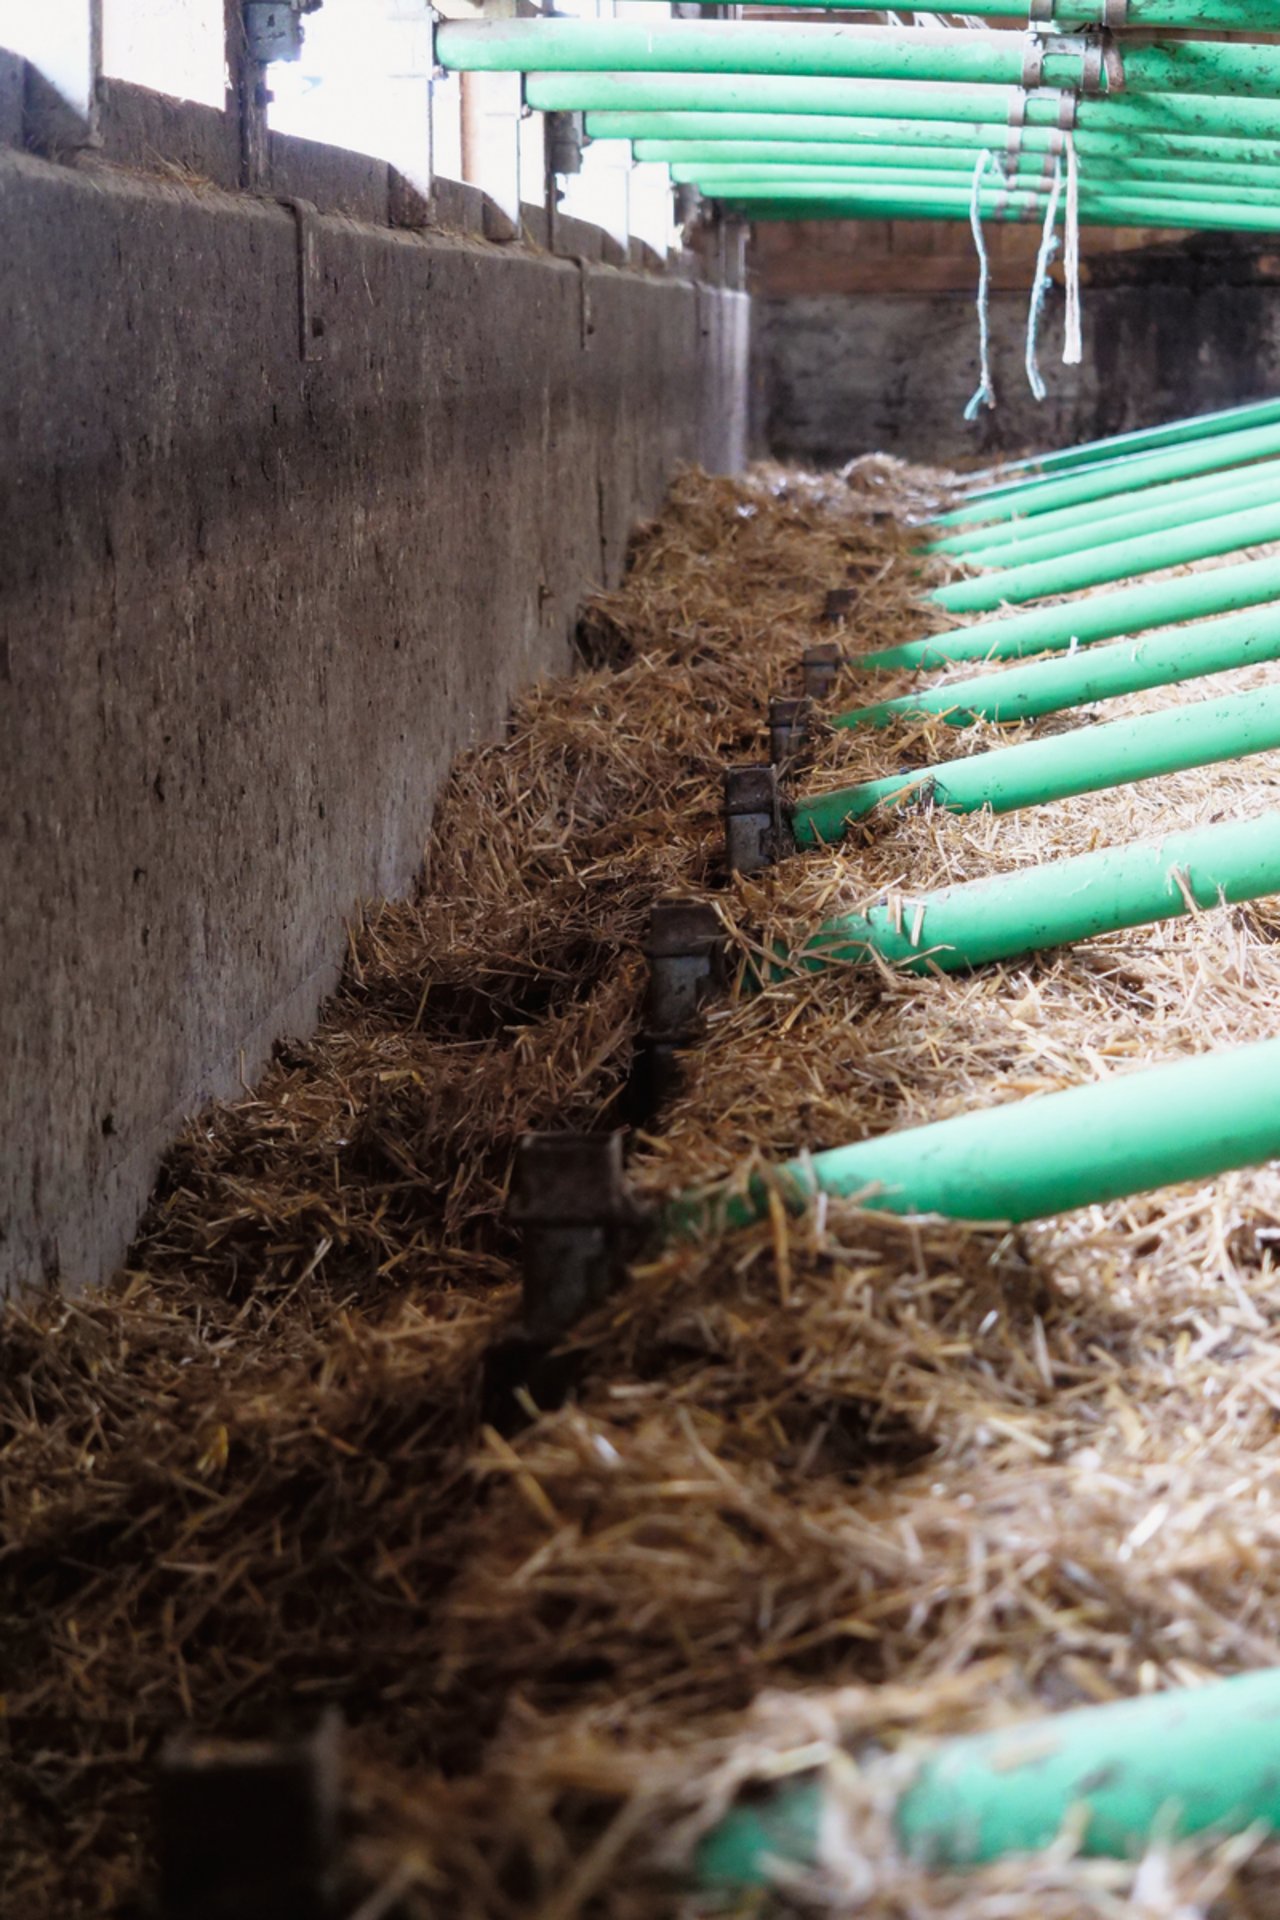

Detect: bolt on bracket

[724,764,794,875]
[510,1132,652,1342]
[157,1712,342,1920]
[643,895,726,1042]
[800,642,845,701]
[768,695,812,770]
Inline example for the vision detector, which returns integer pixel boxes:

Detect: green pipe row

[792,681,1280,841]
[438,22,1280,100]
[837,605,1280,729]
[696,1669,1280,1888]
[946,463,1280,571]
[934,455,1280,561]
[935,415,1280,530]
[606,110,1280,169]
[763,810,1280,980]
[930,496,1280,618]
[868,552,1280,668]
[533,75,1280,144]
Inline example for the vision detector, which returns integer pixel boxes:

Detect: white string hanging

[1025,154,1063,401]
[1063,129,1083,365]
[964,149,999,423]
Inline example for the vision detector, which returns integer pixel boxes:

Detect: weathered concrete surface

[0,148,748,1296]
[753,240,1280,466]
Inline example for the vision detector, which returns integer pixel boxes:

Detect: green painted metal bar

[655,143,1280,192]
[680,164,1280,203]
[935,455,1280,560]
[865,552,1280,669]
[761,811,1280,981]
[669,1033,1280,1241]
[791,680,1280,842]
[726,188,1280,235]
[836,606,1280,730]
[696,1670,1280,1888]
[930,497,1280,618]
[602,110,1280,168]
[963,395,1280,488]
[438,22,1280,100]
[947,466,1280,573]
[934,417,1280,530]
[534,77,1280,144]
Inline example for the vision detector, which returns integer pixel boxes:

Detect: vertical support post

[461,67,522,240]
[801,642,845,700]
[509,1133,649,1340]
[226,0,269,190]
[725,765,792,874]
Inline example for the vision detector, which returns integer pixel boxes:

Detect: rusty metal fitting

[158,1713,341,1920]
[643,895,725,1042]
[768,695,812,770]
[821,586,857,625]
[800,642,844,701]
[724,764,792,875]
[509,1132,651,1341]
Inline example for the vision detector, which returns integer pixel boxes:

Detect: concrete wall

[752,230,1280,467]
[0,134,748,1296]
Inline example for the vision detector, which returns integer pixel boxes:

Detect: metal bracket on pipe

[509,1132,652,1342]
[801,642,845,701]
[768,695,812,770]
[158,1713,342,1920]
[821,586,858,625]
[725,765,794,875]
[643,896,726,1043]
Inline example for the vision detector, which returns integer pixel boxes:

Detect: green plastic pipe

[534,76,1280,144]
[696,1670,1280,1888]
[682,165,1280,207]
[438,23,1280,99]
[964,394,1280,487]
[659,146,1280,192]
[790,680,1280,842]
[601,110,1280,168]
[934,417,1280,530]
[765,810,1280,980]
[837,605,1280,729]
[950,466,1280,573]
[930,496,1280,618]
[722,186,1280,234]
[669,1031,1280,1240]
[935,455,1280,561]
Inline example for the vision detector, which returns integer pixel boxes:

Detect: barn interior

[9,3,1280,1916]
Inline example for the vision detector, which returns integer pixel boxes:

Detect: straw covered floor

[7,463,1280,1917]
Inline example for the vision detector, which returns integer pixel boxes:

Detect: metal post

[509,1133,650,1340]
[724,764,792,874]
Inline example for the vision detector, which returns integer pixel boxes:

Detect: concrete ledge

[97,78,240,190]
[0,144,749,1296]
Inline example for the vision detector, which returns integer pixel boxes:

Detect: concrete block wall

[0,104,748,1296]
[751,217,1280,466]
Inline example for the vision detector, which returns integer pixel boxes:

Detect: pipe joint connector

[510,1132,651,1341]
[725,764,793,875]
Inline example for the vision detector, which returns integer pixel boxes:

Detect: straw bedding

[7,461,1280,1916]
